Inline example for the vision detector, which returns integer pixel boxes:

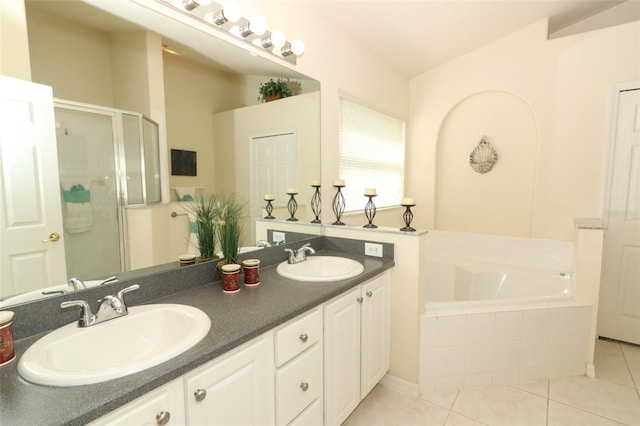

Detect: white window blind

[339,98,405,212]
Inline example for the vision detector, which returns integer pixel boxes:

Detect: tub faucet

[256,240,272,248]
[284,243,316,264]
[68,278,86,291]
[60,284,139,327]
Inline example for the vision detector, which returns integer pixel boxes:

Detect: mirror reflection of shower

[54,101,161,280]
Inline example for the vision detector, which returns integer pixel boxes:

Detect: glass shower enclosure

[54,101,161,280]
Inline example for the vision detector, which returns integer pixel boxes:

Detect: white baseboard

[586,363,596,378]
[379,374,421,398]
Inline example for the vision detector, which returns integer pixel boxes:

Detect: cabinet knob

[366,291,373,297]
[156,411,171,425]
[300,382,309,392]
[194,388,207,402]
[299,333,308,343]
[356,296,363,303]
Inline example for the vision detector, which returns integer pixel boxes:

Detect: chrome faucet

[284,243,316,264]
[256,240,272,248]
[67,276,118,291]
[68,278,86,291]
[60,284,139,327]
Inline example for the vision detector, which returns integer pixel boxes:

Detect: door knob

[42,232,60,243]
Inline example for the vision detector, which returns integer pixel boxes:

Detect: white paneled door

[0,76,67,297]
[598,87,640,345]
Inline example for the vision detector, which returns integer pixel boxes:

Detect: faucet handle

[117,284,139,307]
[61,300,93,327]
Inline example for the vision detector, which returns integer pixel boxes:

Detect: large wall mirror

[0,0,320,308]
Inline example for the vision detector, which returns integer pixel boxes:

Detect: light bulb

[248,17,267,36]
[270,31,286,48]
[290,39,305,56]
[223,2,242,23]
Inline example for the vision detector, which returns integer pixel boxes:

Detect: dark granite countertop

[0,250,393,426]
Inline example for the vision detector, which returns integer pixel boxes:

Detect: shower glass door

[55,106,124,280]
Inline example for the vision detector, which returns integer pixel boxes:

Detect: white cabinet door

[360,272,391,398]
[89,379,185,426]
[185,334,275,426]
[324,286,362,426]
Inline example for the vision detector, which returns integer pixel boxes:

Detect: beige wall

[26,4,115,106]
[408,19,640,241]
[163,53,245,196]
[0,0,31,80]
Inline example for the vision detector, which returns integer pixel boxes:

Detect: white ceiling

[291,0,631,78]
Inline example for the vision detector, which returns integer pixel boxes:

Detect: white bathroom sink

[276,256,364,282]
[18,304,211,387]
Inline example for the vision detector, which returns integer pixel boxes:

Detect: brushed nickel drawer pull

[194,388,207,401]
[156,411,170,425]
[300,382,309,392]
[299,333,308,343]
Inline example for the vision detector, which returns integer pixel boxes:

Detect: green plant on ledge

[258,78,294,102]
[189,193,219,261]
[217,192,245,265]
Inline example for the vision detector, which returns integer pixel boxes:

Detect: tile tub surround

[419,304,592,393]
[0,237,394,426]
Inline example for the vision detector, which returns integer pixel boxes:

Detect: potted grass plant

[189,193,220,262]
[216,192,245,265]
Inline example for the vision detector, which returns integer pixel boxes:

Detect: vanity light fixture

[159,0,305,63]
[172,0,212,11]
[239,16,267,38]
[281,39,305,57]
[257,31,287,49]
[204,2,242,25]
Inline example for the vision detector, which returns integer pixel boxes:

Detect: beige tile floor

[344,339,640,426]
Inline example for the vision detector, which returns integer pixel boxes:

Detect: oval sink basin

[18,304,211,387]
[277,256,364,282]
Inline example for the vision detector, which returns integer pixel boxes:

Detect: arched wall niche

[435,90,538,237]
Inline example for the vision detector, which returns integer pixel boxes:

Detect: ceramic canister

[178,254,196,267]
[242,259,261,286]
[0,311,15,366]
[221,263,241,293]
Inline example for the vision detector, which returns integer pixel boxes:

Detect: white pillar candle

[311,179,321,186]
[334,179,345,186]
[402,197,415,205]
[364,188,377,196]
[264,194,275,201]
[287,188,298,194]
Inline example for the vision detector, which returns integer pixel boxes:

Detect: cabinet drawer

[288,397,323,426]
[275,308,322,367]
[276,343,322,426]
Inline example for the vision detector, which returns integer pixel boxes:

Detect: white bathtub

[425,258,574,312]
[419,232,590,394]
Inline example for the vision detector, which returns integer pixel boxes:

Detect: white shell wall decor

[469,136,498,174]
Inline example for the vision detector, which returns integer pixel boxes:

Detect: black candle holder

[400,203,416,232]
[363,195,377,228]
[264,199,275,219]
[332,185,346,225]
[286,192,299,221]
[310,184,321,223]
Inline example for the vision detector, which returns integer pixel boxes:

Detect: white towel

[63,202,93,233]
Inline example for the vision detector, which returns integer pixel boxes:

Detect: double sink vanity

[0,236,394,426]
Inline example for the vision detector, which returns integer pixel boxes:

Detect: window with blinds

[339,98,405,212]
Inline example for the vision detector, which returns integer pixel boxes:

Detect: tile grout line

[619,343,640,399]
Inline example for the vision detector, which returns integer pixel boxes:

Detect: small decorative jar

[242,259,261,286]
[0,311,15,366]
[221,264,241,293]
[178,254,196,267]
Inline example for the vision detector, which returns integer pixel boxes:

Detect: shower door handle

[42,232,61,243]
